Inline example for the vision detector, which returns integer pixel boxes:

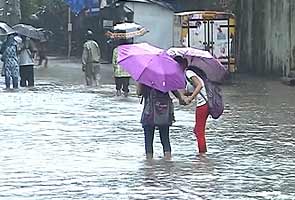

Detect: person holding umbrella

[19,36,36,87]
[137,83,185,160]
[116,43,187,160]
[112,39,132,97]
[1,34,21,89]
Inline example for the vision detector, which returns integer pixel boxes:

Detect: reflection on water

[0,76,295,199]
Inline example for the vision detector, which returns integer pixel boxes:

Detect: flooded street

[0,59,295,199]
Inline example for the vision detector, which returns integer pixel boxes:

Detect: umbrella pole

[67,7,72,58]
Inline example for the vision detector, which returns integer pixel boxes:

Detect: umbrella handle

[140,96,144,104]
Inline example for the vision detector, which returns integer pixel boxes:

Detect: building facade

[80,0,175,62]
[237,0,295,76]
[124,0,175,49]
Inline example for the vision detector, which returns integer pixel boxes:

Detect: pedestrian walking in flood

[82,30,101,86]
[1,34,21,89]
[19,36,36,87]
[112,40,131,97]
[137,84,185,160]
[117,43,187,160]
[37,41,48,68]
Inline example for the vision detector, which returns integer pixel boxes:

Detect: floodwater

[0,60,295,200]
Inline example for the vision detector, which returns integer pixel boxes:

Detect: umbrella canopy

[106,22,148,40]
[13,24,45,40]
[167,47,228,83]
[36,28,53,42]
[118,43,185,93]
[0,22,15,36]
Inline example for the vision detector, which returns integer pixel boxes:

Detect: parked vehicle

[173,11,237,74]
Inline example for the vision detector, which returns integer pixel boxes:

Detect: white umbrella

[13,24,45,40]
[105,22,148,40]
[0,22,15,36]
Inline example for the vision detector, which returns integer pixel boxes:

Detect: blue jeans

[143,125,171,155]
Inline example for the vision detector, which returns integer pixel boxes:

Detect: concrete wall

[125,2,174,49]
[237,0,295,76]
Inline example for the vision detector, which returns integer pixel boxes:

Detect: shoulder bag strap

[186,70,208,102]
[199,91,208,102]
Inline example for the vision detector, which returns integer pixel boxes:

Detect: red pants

[194,103,209,153]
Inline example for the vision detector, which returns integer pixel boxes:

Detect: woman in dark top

[137,84,185,160]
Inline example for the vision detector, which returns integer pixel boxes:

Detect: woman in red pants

[184,67,209,154]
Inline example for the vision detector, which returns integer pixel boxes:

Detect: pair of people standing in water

[1,34,36,89]
[138,56,209,160]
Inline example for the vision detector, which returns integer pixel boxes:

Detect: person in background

[37,40,48,68]
[1,34,20,89]
[112,40,131,97]
[19,36,35,87]
[82,30,101,86]
[0,36,7,77]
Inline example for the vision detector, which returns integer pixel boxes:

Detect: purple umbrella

[118,43,186,93]
[167,47,228,83]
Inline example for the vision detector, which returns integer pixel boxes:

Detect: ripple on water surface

[0,79,295,199]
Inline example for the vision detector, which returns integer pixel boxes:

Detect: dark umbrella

[36,28,53,42]
[13,24,44,40]
[0,22,15,35]
[105,22,148,40]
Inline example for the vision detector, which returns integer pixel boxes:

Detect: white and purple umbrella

[167,47,228,83]
[118,43,186,92]
[106,22,148,40]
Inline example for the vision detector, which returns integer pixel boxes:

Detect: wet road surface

[0,58,295,199]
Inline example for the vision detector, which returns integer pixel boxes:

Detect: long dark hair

[187,65,207,80]
[174,56,188,67]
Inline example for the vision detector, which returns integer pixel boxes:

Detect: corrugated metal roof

[116,0,175,11]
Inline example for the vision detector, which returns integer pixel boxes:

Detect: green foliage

[20,0,67,21]
[20,0,42,20]
[175,0,236,13]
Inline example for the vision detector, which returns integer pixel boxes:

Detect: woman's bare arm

[186,76,203,103]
